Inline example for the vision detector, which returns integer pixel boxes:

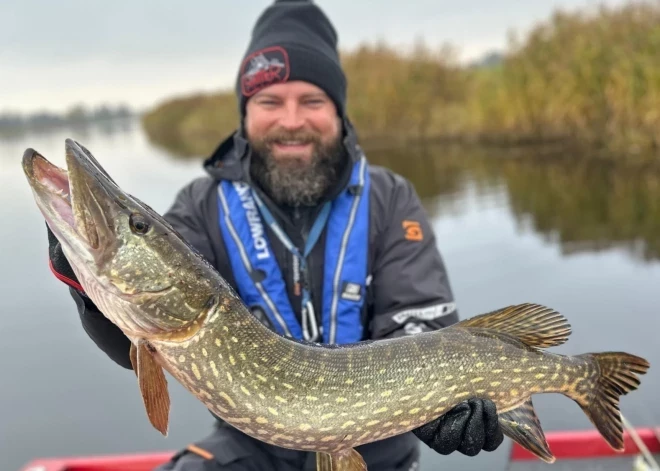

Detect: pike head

[22,139,222,341]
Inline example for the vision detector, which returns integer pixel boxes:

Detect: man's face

[245,81,341,161]
[245,81,344,207]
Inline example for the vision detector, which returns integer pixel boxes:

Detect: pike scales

[156,302,631,452]
[22,139,651,471]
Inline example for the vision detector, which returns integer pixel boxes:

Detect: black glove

[46,222,85,293]
[412,398,504,457]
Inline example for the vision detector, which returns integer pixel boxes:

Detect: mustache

[261,129,322,144]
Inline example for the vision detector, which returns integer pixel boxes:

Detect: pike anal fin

[499,398,555,464]
[316,449,367,471]
[130,342,170,436]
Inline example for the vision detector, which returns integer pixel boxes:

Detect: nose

[278,101,305,129]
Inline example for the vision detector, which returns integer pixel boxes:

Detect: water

[1,119,658,471]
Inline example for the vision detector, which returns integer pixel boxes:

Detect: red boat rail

[19,428,660,471]
[511,427,660,460]
[19,452,173,471]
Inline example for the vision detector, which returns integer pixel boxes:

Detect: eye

[129,213,150,235]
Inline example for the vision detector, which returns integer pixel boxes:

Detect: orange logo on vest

[402,220,423,241]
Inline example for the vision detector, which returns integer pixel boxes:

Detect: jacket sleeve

[75,177,217,370]
[368,172,459,340]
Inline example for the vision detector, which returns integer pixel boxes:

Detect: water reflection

[366,144,660,264]
[132,131,660,264]
[5,122,658,267]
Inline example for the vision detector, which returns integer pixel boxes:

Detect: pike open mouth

[24,149,75,229]
[23,141,107,250]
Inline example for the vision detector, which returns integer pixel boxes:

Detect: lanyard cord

[252,190,331,342]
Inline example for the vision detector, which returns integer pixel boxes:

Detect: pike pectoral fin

[456,303,571,349]
[130,342,170,436]
[499,398,555,463]
[316,449,367,471]
[129,342,138,374]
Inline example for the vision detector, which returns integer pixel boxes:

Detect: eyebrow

[301,93,327,99]
[254,92,328,100]
[254,93,280,100]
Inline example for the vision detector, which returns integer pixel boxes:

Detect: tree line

[135,1,658,159]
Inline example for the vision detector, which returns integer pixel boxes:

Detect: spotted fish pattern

[149,302,649,462]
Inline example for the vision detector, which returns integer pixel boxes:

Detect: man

[46,0,504,469]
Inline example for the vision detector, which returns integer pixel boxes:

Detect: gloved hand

[46,222,85,293]
[412,398,504,457]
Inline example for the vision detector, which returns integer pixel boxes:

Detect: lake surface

[1,119,658,471]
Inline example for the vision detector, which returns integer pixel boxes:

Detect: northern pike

[22,139,650,470]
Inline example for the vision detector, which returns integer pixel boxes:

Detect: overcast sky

[0,0,628,114]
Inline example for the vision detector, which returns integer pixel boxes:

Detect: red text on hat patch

[240,46,290,96]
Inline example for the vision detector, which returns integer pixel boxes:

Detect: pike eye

[129,213,150,235]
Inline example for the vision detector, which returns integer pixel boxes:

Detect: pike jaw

[22,139,220,340]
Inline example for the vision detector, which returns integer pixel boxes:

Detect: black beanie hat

[236,0,347,118]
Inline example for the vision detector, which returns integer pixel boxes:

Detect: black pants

[156,423,421,471]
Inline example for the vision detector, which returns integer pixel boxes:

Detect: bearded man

[45,0,504,469]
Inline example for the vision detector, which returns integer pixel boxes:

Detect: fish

[22,138,650,470]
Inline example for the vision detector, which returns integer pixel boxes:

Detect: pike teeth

[55,188,71,201]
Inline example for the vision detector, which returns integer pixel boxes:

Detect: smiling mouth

[271,141,315,158]
[274,140,312,147]
[276,140,309,145]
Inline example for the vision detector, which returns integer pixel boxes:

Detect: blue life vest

[216,156,370,344]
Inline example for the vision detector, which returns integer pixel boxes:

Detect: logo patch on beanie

[240,46,290,96]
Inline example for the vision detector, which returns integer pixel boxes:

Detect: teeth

[55,188,70,200]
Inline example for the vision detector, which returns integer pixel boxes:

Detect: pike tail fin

[316,449,367,471]
[499,398,555,463]
[573,352,650,450]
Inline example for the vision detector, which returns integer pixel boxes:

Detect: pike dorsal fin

[130,341,171,436]
[455,303,571,348]
[316,449,367,471]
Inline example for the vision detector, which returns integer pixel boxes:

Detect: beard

[248,128,345,207]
